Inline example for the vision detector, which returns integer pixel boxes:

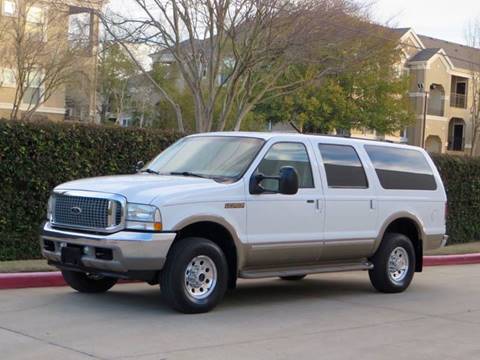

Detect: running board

[239,261,373,279]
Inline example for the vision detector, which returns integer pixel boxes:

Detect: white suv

[41,132,447,313]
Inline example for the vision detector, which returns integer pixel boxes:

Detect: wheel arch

[374,212,425,272]
[171,216,245,288]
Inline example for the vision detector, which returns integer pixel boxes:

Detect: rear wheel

[369,233,415,293]
[160,237,228,314]
[62,270,117,293]
[280,275,306,281]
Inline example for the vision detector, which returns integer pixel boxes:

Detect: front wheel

[160,237,228,314]
[369,233,415,293]
[62,270,117,293]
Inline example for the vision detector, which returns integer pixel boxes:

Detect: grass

[0,259,55,273]
[425,241,480,256]
[0,242,479,273]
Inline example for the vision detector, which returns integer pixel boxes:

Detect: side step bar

[239,261,373,279]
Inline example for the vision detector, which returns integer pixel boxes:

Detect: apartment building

[355,28,480,155]
[0,0,102,122]
[396,28,480,155]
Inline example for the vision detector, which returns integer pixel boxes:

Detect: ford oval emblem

[70,206,82,215]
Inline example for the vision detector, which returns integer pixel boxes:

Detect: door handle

[306,200,315,204]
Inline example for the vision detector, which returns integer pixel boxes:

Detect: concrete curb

[1,254,480,290]
[0,272,65,289]
[423,253,480,266]
[0,272,135,290]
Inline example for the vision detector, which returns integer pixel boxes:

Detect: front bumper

[40,221,176,273]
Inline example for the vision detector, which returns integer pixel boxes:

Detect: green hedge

[0,120,182,261]
[432,155,480,245]
[0,120,479,261]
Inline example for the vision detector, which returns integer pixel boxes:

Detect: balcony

[450,92,467,109]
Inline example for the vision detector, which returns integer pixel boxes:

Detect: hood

[55,174,227,205]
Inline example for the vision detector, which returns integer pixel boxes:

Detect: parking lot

[1,264,480,359]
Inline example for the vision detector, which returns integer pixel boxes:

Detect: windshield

[145,136,265,181]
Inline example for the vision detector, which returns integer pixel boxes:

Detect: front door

[245,140,324,267]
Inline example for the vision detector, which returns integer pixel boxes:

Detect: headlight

[47,194,55,221]
[126,203,162,231]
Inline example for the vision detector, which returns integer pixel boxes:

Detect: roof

[409,48,441,62]
[418,35,480,70]
[188,132,423,150]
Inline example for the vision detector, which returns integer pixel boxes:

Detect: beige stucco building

[355,28,480,155]
[0,0,102,122]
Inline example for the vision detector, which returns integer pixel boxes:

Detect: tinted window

[365,145,437,190]
[256,142,314,190]
[318,144,368,188]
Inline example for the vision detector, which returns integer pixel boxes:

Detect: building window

[68,12,91,44]
[0,68,16,87]
[450,76,468,109]
[22,70,43,106]
[2,0,16,16]
[27,6,44,23]
[318,144,368,189]
[26,6,46,41]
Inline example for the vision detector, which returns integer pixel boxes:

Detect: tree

[465,18,480,156]
[97,40,138,124]
[100,0,382,133]
[0,0,90,121]
[255,29,413,134]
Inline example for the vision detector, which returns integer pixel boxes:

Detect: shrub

[432,155,480,245]
[0,120,478,261]
[0,120,182,261]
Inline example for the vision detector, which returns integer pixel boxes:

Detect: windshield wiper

[169,171,210,179]
[140,168,160,175]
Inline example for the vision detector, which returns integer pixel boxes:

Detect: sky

[372,0,480,45]
[110,0,480,46]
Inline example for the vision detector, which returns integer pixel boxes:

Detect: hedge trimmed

[0,120,181,261]
[432,155,480,245]
[0,120,479,261]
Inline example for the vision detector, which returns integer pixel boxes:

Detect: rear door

[313,141,378,260]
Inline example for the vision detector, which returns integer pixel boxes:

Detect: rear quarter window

[365,145,437,191]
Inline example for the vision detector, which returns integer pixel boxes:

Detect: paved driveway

[1,265,480,360]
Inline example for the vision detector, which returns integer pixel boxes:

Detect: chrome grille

[53,194,122,231]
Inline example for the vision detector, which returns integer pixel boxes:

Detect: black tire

[160,237,228,314]
[369,233,416,293]
[280,275,306,281]
[62,270,117,293]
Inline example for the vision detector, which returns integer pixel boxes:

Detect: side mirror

[249,166,299,195]
[278,166,299,195]
[135,161,145,173]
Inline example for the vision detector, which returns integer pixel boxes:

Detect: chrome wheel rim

[184,255,217,300]
[388,247,409,283]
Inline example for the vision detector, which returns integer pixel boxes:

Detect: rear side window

[318,144,368,188]
[365,145,437,190]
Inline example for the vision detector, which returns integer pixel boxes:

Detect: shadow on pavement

[58,274,376,315]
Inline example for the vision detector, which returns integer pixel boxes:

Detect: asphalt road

[1,265,480,360]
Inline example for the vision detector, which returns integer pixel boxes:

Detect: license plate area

[61,246,83,266]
